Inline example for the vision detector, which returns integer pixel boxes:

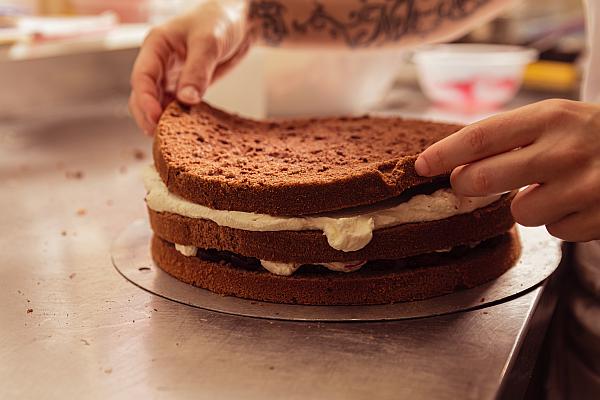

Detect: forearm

[249,0,510,48]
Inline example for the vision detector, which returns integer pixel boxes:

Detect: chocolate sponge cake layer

[154,102,463,216]
[148,194,514,263]
[151,229,521,305]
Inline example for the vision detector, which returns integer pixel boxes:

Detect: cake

[144,101,520,305]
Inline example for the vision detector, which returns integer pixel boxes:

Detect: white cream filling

[174,243,198,257]
[257,259,368,276]
[260,260,301,276]
[144,165,500,252]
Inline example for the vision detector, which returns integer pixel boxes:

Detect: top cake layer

[153,102,462,216]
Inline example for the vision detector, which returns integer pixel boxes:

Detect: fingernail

[415,156,431,176]
[178,86,201,104]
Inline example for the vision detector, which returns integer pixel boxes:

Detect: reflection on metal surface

[112,220,561,321]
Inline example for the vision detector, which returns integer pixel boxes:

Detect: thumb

[176,36,220,104]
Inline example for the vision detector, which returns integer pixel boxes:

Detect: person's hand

[129,0,252,135]
[415,99,600,242]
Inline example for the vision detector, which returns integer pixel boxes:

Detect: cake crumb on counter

[65,170,84,180]
[133,149,146,160]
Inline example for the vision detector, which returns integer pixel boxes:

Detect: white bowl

[413,44,538,111]
[264,48,406,117]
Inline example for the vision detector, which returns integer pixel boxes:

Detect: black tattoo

[250,0,492,47]
[249,1,288,46]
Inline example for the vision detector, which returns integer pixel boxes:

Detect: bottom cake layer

[151,229,521,305]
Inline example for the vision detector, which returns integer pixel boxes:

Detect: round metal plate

[111,220,561,321]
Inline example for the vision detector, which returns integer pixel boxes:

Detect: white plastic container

[413,44,538,111]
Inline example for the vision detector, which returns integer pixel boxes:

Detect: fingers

[128,0,253,132]
[416,102,546,177]
[510,167,600,225]
[128,91,150,135]
[448,122,596,198]
[546,206,600,242]
[176,35,220,104]
[129,73,162,135]
[412,98,600,242]
[510,182,582,227]
[449,143,551,196]
[130,28,181,133]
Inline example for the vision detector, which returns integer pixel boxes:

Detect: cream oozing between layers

[144,165,500,252]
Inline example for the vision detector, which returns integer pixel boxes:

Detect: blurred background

[0,0,586,125]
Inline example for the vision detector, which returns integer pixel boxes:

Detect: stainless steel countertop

[0,105,560,400]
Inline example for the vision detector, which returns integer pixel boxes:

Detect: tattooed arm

[250,0,509,48]
[130,0,509,132]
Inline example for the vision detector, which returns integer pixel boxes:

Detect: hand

[129,0,252,135]
[415,99,600,242]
